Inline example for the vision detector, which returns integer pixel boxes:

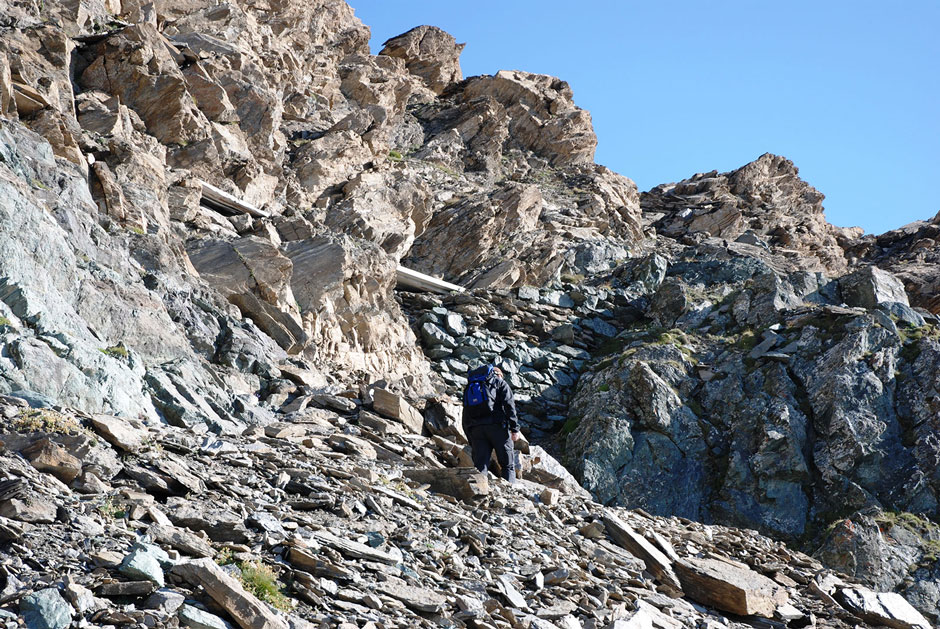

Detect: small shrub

[239,561,291,611]
[387,150,403,162]
[736,329,759,351]
[0,316,11,327]
[98,496,126,520]
[597,383,610,392]
[215,548,235,566]
[100,344,129,359]
[12,409,84,435]
[560,415,581,436]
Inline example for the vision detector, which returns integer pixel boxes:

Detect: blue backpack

[463,365,497,419]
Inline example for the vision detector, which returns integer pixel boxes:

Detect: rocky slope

[1,0,940,626]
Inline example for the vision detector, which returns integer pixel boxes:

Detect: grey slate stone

[20,588,72,629]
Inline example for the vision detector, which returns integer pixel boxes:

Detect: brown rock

[462,70,597,167]
[602,510,681,593]
[403,467,489,502]
[88,415,147,452]
[172,558,288,629]
[371,388,424,434]
[376,579,448,613]
[0,53,13,117]
[80,24,210,146]
[674,556,788,618]
[22,438,82,483]
[379,26,464,95]
[187,237,306,354]
[0,498,56,523]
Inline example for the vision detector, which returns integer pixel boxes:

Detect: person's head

[492,366,504,379]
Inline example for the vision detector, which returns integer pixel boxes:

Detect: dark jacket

[462,375,519,432]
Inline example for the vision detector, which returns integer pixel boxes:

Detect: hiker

[462,364,521,483]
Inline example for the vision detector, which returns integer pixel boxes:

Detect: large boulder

[379,25,464,95]
[840,266,909,309]
[461,70,597,168]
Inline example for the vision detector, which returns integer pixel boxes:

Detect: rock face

[379,25,464,95]
[846,212,940,314]
[2,0,940,624]
[642,153,859,273]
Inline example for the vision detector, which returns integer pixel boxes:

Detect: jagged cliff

[1,0,939,627]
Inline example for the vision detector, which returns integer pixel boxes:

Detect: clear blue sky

[350,1,939,235]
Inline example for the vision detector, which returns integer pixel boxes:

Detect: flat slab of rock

[22,438,81,483]
[497,574,530,611]
[172,558,287,629]
[403,467,488,501]
[0,498,56,523]
[603,510,681,592]
[97,581,157,597]
[179,602,234,629]
[836,587,930,629]
[674,556,787,618]
[372,388,424,433]
[310,530,399,564]
[89,414,147,452]
[376,580,447,613]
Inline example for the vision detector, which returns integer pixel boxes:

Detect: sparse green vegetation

[239,561,292,611]
[100,344,129,359]
[215,547,236,566]
[12,408,84,435]
[387,150,403,162]
[597,383,610,392]
[0,316,11,327]
[560,414,581,436]
[98,496,126,520]
[875,511,940,561]
[736,329,759,351]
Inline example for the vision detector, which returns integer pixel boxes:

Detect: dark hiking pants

[469,423,515,483]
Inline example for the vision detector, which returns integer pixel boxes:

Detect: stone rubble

[0,395,927,629]
[0,0,939,626]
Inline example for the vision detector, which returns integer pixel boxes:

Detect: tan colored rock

[80,24,210,146]
[376,579,448,613]
[403,467,489,502]
[643,153,851,273]
[371,388,424,434]
[90,161,127,222]
[462,70,597,167]
[11,82,50,116]
[89,415,147,452]
[0,498,56,523]
[182,63,239,123]
[0,53,13,117]
[172,558,287,629]
[379,25,464,95]
[602,510,681,593]
[27,109,84,166]
[187,237,307,354]
[674,556,788,618]
[22,438,82,483]
[283,234,431,392]
[326,170,432,259]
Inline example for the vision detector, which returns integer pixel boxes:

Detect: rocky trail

[0,393,930,629]
[1,0,940,626]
